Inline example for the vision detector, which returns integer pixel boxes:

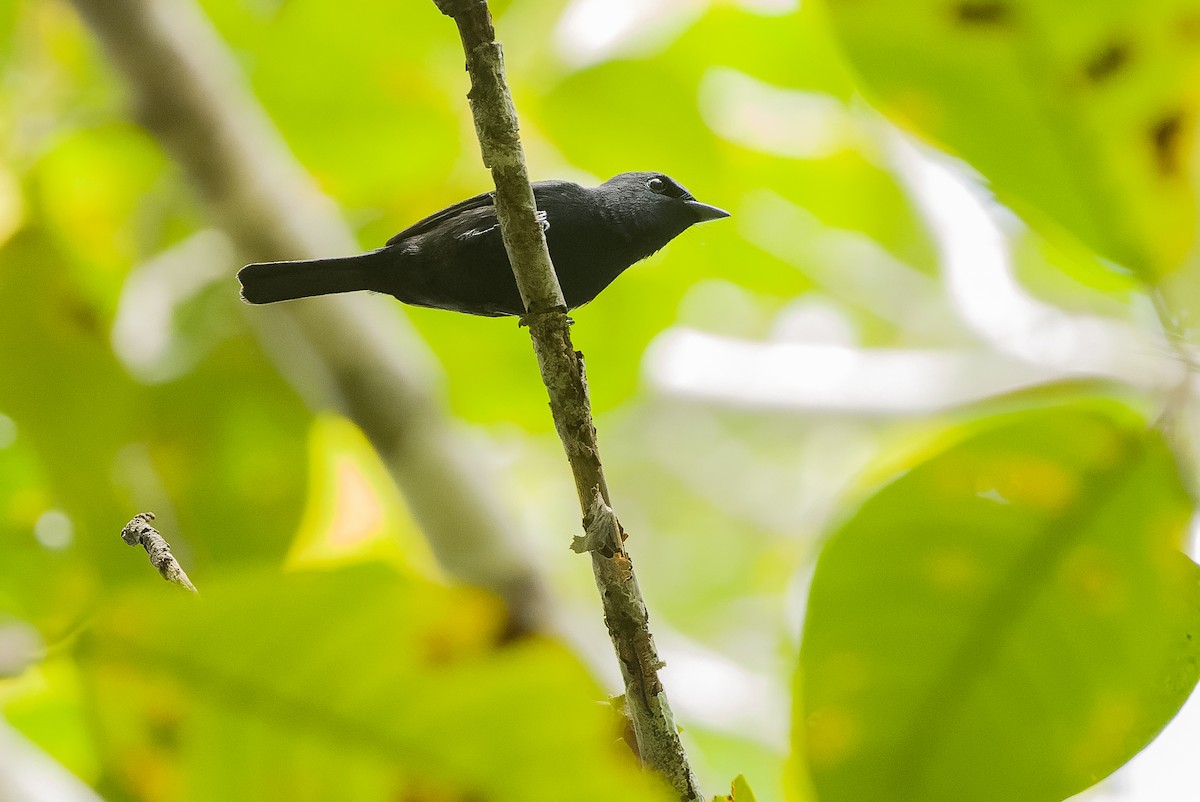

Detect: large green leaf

[797,403,1200,802]
[825,0,1200,278]
[78,567,674,802]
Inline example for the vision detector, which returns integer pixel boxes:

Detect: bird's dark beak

[685,200,731,222]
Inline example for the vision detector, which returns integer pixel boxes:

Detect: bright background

[3,1,1200,800]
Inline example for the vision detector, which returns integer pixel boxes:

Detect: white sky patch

[111,229,233,383]
[733,0,800,14]
[0,413,15,450]
[34,510,73,551]
[644,127,1184,413]
[1080,687,1200,801]
[554,0,707,67]
[1094,519,1200,799]
[0,720,106,802]
[658,634,790,747]
[0,621,42,678]
[738,190,945,333]
[884,129,1180,392]
[700,68,855,159]
[646,328,1067,413]
[770,297,859,346]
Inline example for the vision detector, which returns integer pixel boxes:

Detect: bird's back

[379,180,629,315]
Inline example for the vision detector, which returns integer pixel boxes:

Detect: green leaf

[797,402,1200,802]
[731,774,759,802]
[825,0,1200,278]
[714,773,759,802]
[78,567,675,802]
[285,415,439,577]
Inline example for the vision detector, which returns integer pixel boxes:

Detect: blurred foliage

[77,566,674,802]
[0,0,1198,801]
[799,402,1200,802]
[826,0,1200,278]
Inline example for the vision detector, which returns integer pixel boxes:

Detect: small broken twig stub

[571,491,625,556]
[120,512,198,594]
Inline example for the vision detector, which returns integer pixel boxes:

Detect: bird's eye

[646,177,666,194]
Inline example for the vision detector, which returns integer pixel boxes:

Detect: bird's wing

[442,205,503,241]
[384,181,575,247]
[385,189,496,246]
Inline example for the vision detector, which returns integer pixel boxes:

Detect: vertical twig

[431,2,701,799]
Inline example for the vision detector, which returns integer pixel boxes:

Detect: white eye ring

[646,177,666,193]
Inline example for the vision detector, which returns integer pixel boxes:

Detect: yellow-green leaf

[797,402,1200,802]
[826,0,1200,278]
[79,567,675,802]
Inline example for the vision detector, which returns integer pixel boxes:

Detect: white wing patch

[456,210,549,240]
[458,222,499,240]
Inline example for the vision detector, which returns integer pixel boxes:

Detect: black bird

[237,171,729,317]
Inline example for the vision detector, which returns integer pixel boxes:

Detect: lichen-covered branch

[432,2,702,798]
[120,512,198,593]
[66,0,548,633]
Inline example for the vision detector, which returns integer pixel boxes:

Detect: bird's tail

[237,249,390,304]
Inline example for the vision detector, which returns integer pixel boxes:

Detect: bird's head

[600,172,730,233]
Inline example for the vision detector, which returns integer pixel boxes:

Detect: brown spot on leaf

[955,1,1011,26]
[1177,12,1200,43]
[394,781,484,802]
[1084,41,1131,83]
[63,293,103,338]
[1152,112,1186,177]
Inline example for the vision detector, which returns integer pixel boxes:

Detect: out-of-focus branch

[432,2,701,798]
[66,0,548,633]
[120,511,198,593]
